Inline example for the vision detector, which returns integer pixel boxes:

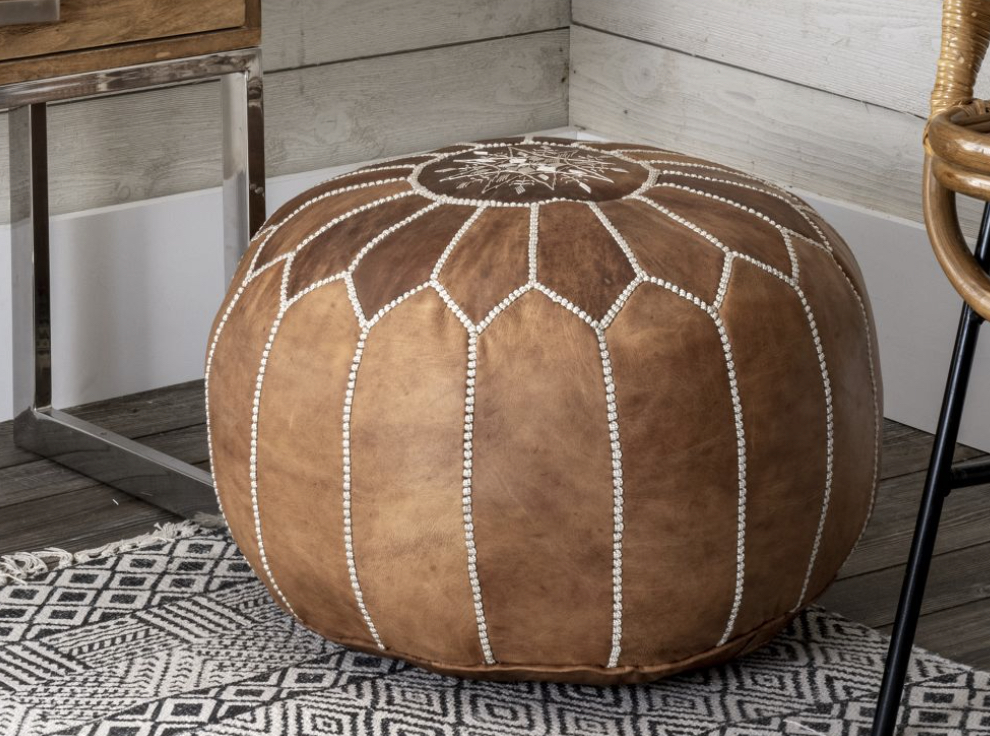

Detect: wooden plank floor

[1,382,988,668]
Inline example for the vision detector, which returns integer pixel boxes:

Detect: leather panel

[655,175,820,241]
[472,292,614,666]
[439,207,529,324]
[643,188,793,274]
[208,265,283,580]
[352,204,475,318]
[429,145,477,155]
[286,194,430,298]
[256,281,370,643]
[360,155,434,169]
[796,245,881,600]
[719,259,828,635]
[349,291,483,665]
[538,202,637,319]
[473,136,526,145]
[215,230,266,322]
[608,285,739,666]
[531,136,584,145]
[598,198,723,303]
[584,142,669,153]
[266,171,415,231]
[801,210,869,293]
[623,147,689,160]
[257,183,412,267]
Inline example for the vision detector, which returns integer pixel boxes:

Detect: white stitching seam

[598,328,627,668]
[460,330,496,664]
[709,309,748,646]
[629,202,751,647]
[341,282,432,650]
[528,204,540,284]
[341,324,385,649]
[791,285,836,611]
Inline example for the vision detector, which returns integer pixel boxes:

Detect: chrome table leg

[9,102,52,423]
[5,49,265,519]
[221,48,265,282]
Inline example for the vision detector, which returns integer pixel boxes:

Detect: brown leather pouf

[206,137,882,684]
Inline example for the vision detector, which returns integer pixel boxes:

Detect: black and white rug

[1,522,988,735]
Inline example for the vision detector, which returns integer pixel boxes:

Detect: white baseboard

[2,127,986,451]
[0,162,373,425]
[801,192,990,452]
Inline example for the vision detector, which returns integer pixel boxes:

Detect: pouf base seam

[282,579,836,685]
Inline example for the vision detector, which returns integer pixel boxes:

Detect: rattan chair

[872,1,990,732]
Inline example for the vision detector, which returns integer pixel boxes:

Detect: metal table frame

[4,47,265,518]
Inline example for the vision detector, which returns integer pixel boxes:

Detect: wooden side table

[2,0,265,518]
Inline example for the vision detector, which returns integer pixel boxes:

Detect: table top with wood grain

[0,0,260,87]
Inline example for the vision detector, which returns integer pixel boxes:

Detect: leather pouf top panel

[206,137,882,684]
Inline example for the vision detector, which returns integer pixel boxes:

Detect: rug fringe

[0,513,226,586]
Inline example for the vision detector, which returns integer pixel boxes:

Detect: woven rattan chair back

[925,0,990,319]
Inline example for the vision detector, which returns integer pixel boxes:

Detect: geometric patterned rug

[1,524,988,735]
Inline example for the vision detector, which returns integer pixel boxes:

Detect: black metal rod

[871,202,990,735]
[947,455,990,489]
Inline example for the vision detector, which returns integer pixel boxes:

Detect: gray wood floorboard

[0,424,209,510]
[0,381,987,668]
[0,486,183,556]
[835,467,990,580]
[880,598,990,670]
[822,541,990,629]
[0,380,205,470]
[880,418,984,479]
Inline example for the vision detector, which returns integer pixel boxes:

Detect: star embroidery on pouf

[436,145,627,195]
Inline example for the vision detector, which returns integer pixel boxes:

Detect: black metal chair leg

[871,202,990,736]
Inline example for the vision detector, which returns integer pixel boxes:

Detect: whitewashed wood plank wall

[569,0,984,234]
[0,0,569,221]
[1,1,958,232]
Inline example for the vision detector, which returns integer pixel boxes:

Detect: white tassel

[0,515,226,586]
